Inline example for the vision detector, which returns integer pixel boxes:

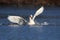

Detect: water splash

[41,22,49,26]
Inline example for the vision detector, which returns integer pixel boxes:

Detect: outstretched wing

[8,16,27,24]
[33,6,44,20]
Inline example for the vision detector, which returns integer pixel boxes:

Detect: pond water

[0,6,60,40]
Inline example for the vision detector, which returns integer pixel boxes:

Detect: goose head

[28,15,35,25]
[29,15,33,20]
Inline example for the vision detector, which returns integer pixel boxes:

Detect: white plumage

[33,6,44,20]
[8,6,44,25]
[8,16,26,25]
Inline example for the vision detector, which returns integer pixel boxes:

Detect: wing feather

[33,6,44,20]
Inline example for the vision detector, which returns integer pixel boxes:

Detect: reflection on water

[0,18,60,26]
[0,7,60,40]
[0,24,60,40]
[0,17,60,40]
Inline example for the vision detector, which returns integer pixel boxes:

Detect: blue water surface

[0,6,60,40]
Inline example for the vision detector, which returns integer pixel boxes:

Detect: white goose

[8,6,44,25]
